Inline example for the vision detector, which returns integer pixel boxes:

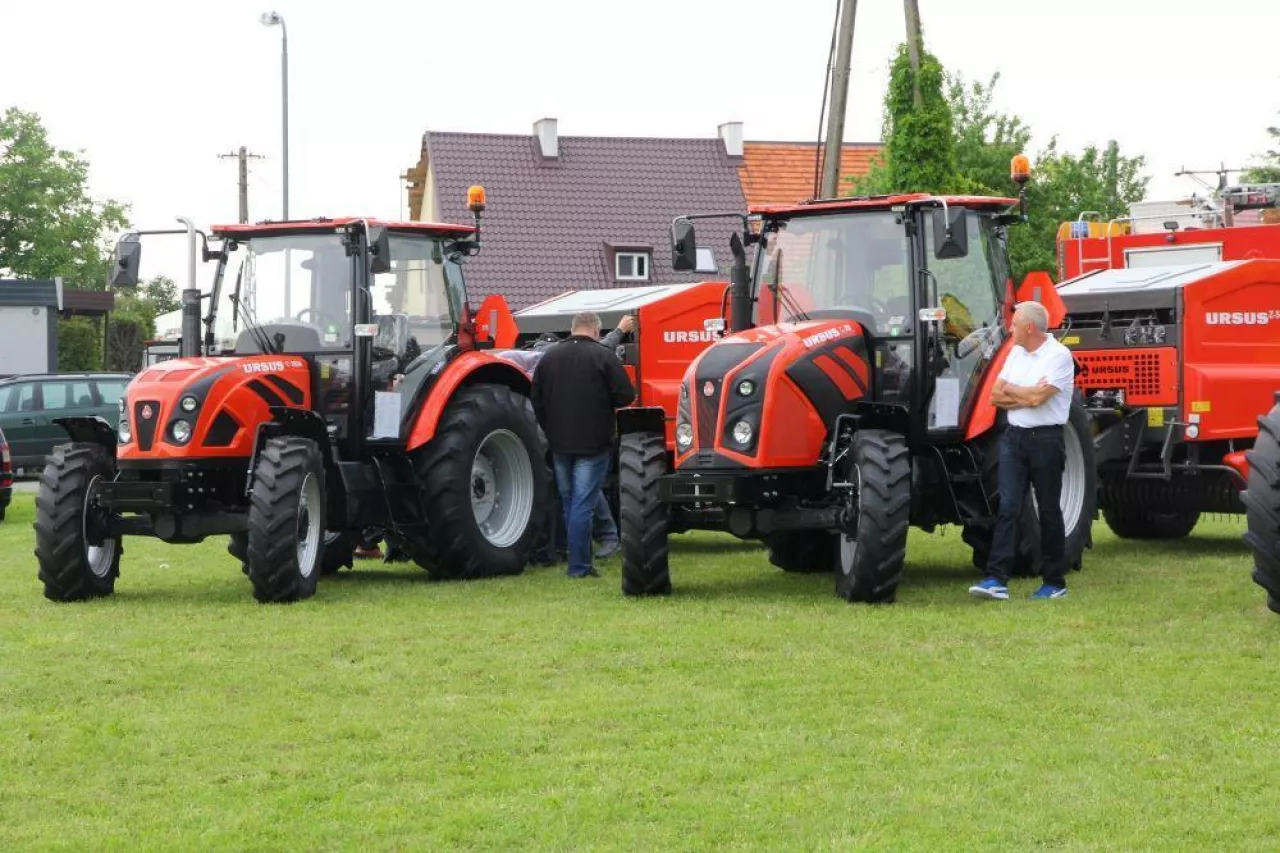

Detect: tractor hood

[118,354,313,462]
[675,319,872,470]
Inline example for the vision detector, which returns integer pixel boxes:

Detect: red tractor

[618,160,1098,601]
[34,191,551,603]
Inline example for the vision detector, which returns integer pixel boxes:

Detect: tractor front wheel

[1102,507,1200,540]
[34,443,122,602]
[767,531,835,574]
[408,384,549,580]
[1244,401,1280,615]
[245,436,326,603]
[835,429,911,604]
[230,530,355,576]
[619,431,671,596]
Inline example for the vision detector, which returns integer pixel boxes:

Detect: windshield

[754,212,911,334]
[212,232,462,356]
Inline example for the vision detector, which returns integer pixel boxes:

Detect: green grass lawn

[2,491,1278,851]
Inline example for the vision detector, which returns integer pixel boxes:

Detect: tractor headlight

[180,395,199,413]
[118,419,132,444]
[171,419,192,444]
[732,420,754,446]
[676,422,693,449]
[737,379,756,397]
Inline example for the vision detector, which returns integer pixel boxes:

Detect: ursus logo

[1204,311,1274,326]
[664,330,719,343]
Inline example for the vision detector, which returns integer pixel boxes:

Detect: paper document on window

[373,391,402,439]
[933,376,960,429]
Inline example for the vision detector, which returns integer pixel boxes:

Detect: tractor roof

[750,193,1018,217]
[211,218,475,239]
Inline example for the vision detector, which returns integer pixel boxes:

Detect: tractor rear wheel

[34,443,122,602]
[245,436,326,603]
[407,384,548,580]
[619,431,671,596]
[767,531,835,573]
[835,429,911,604]
[1102,507,1200,540]
[962,401,1097,578]
[1244,401,1280,614]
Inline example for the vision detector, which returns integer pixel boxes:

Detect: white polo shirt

[998,334,1075,427]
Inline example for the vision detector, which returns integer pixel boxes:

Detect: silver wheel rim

[839,465,862,575]
[1030,424,1086,535]
[471,428,534,548]
[83,474,116,579]
[296,472,322,577]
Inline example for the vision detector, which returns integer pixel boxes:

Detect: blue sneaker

[1030,584,1067,599]
[968,578,1008,600]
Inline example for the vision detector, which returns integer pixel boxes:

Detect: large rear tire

[245,437,325,603]
[963,401,1097,577]
[1102,507,1200,540]
[767,531,835,573]
[406,384,548,580]
[1244,401,1280,614]
[835,430,911,604]
[620,431,671,596]
[34,443,122,602]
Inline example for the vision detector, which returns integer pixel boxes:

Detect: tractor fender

[616,406,666,437]
[53,416,118,458]
[405,350,533,452]
[250,407,345,526]
[964,336,1017,442]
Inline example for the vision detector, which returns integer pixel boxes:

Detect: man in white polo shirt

[969,300,1077,601]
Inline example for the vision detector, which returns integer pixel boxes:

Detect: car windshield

[754,211,912,334]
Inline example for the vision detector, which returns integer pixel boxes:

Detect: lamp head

[260,11,282,26]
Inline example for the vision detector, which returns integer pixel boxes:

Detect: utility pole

[820,0,857,199]
[219,146,266,224]
[904,0,924,106]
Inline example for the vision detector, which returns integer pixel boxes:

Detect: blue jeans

[552,451,613,576]
[988,425,1067,587]
[594,491,618,544]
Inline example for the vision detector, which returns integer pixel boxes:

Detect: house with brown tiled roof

[403,120,882,309]
[738,141,882,207]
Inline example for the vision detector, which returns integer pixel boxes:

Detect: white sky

[3,0,1278,289]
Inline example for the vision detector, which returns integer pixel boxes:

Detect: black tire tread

[1244,403,1280,606]
[836,429,911,604]
[245,436,324,603]
[619,431,671,596]
[405,384,547,581]
[33,443,121,602]
[1102,507,1200,540]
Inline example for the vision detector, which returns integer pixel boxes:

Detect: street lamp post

[260,11,288,222]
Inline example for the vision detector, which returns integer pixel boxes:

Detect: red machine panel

[1072,348,1179,407]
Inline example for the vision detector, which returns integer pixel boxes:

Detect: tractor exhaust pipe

[180,288,202,359]
[728,232,752,333]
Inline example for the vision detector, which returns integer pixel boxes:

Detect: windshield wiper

[228,263,276,354]
[767,249,810,322]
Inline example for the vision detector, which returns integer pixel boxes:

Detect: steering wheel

[955,325,997,360]
[295,308,342,330]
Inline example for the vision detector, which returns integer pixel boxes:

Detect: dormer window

[615,251,650,281]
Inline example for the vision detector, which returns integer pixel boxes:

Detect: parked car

[0,372,132,475]
[0,426,12,520]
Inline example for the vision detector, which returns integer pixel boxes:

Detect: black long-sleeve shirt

[531,335,636,455]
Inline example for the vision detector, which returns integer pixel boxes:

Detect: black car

[0,425,13,521]
[0,372,132,475]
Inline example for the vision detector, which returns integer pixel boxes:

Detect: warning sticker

[1061,335,1080,346]
[1147,408,1164,427]
[1191,401,1212,413]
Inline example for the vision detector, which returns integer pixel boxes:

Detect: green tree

[1242,113,1280,183]
[0,107,128,289]
[58,317,102,371]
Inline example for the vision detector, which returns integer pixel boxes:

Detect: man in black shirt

[531,311,636,578]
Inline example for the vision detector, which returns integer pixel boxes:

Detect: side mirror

[933,208,969,260]
[111,234,142,287]
[368,226,392,275]
[671,218,698,272]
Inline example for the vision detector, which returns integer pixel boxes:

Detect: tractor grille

[1073,348,1177,406]
[133,400,160,451]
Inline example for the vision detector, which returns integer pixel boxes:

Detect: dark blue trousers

[987,424,1068,587]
